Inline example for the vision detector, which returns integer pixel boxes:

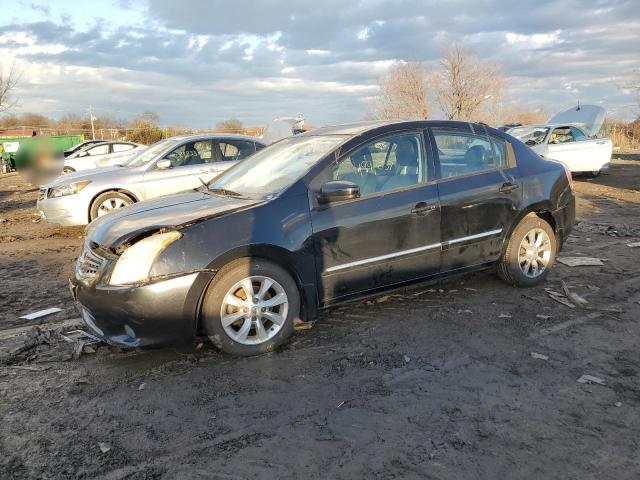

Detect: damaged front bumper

[70,270,215,347]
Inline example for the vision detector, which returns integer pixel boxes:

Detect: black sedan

[71,120,575,356]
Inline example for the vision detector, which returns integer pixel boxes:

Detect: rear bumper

[71,271,214,347]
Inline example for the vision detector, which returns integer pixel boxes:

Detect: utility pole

[87,106,96,140]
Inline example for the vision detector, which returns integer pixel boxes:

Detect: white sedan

[63,141,145,174]
[508,105,612,177]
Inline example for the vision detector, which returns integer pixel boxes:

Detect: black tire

[62,166,75,174]
[89,191,133,221]
[584,170,600,178]
[497,214,557,287]
[201,258,299,356]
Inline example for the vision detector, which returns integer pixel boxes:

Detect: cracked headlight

[109,231,182,286]
[48,180,91,198]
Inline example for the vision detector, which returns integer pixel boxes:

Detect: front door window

[331,132,425,196]
[163,140,213,167]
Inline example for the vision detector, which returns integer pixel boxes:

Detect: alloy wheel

[517,228,552,278]
[97,197,130,217]
[220,276,288,345]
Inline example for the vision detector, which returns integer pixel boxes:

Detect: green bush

[126,123,165,145]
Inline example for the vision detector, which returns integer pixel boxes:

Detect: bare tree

[216,118,244,133]
[0,64,20,113]
[500,103,547,125]
[432,45,505,122]
[366,61,430,120]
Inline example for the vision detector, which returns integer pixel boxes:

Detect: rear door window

[549,128,575,144]
[433,130,507,178]
[218,140,256,161]
[112,143,135,152]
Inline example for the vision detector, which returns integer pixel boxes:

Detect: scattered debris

[536,314,551,320]
[577,374,605,385]
[4,365,50,372]
[627,241,640,248]
[403,355,411,363]
[19,308,63,320]
[0,218,7,224]
[376,295,391,303]
[499,313,512,318]
[573,221,640,237]
[98,442,111,453]
[294,319,315,331]
[545,288,576,309]
[138,383,146,391]
[337,401,345,408]
[195,342,204,351]
[615,402,622,407]
[531,352,549,361]
[561,281,589,308]
[557,257,604,267]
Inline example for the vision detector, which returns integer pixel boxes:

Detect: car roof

[511,124,584,130]
[167,133,266,145]
[299,120,503,137]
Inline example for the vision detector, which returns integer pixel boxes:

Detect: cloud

[0,0,638,125]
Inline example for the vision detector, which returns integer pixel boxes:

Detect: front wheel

[89,191,133,221]
[201,258,299,356]
[497,214,557,287]
[585,170,600,178]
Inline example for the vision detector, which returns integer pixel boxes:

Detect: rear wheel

[497,214,557,287]
[62,166,75,174]
[89,191,133,221]
[585,170,600,178]
[201,258,299,356]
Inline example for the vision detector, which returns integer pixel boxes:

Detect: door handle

[499,182,519,194]
[411,202,437,215]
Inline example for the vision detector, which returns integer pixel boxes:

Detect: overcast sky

[0,0,638,127]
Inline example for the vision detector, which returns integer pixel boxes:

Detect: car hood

[86,190,261,248]
[547,104,606,137]
[44,165,134,187]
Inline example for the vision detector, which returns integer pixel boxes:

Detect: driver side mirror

[318,180,360,204]
[156,159,172,170]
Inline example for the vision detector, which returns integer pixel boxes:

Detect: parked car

[38,134,265,226]
[63,140,107,158]
[62,141,145,173]
[70,120,575,356]
[507,105,612,177]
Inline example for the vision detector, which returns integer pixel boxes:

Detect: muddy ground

[1,156,640,479]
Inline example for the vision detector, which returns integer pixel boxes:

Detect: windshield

[508,126,549,145]
[207,135,346,199]
[122,138,177,167]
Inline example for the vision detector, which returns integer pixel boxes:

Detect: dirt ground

[1,155,640,479]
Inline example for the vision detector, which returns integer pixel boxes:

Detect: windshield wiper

[198,178,245,198]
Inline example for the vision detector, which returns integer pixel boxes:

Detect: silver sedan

[37,134,265,226]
